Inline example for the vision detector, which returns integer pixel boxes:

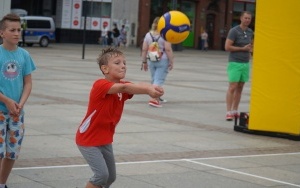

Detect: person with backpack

[141,17,174,108]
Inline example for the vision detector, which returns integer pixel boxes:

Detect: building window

[232,2,255,29]
[233,2,244,12]
[27,20,51,29]
[246,3,255,13]
[83,1,111,18]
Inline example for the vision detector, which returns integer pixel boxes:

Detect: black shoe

[5,185,8,188]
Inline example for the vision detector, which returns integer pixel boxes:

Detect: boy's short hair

[0,13,21,30]
[97,47,123,68]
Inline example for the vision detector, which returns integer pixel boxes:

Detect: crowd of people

[99,24,127,48]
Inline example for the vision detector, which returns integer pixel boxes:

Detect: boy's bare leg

[0,158,15,184]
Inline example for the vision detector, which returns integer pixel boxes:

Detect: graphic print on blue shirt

[2,60,20,80]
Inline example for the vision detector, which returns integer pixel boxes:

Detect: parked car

[20,16,56,47]
[11,8,28,17]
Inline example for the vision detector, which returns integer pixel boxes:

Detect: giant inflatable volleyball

[157,10,190,44]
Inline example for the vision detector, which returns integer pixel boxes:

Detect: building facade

[0,0,11,19]
[3,0,255,50]
[137,0,255,50]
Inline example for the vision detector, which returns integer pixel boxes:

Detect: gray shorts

[78,144,116,188]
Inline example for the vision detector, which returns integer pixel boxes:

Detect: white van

[11,9,28,17]
[20,16,56,47]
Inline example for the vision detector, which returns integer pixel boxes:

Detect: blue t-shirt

[227,25,254,63]
[0,45,36,113]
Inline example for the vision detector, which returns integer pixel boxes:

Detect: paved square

[7,44,300,188]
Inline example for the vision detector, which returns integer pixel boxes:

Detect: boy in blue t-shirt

[0,13,36,188]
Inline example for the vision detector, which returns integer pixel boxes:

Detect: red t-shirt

[76,79,133,146]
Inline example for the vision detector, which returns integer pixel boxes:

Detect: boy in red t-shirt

[76,47,164,188]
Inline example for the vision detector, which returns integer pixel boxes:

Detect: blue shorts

[0,111,25,160]
[148,59,169,86]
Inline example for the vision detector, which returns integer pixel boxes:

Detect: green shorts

[227,62,250,82]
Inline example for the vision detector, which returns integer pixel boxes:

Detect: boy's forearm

[19,75,33,108]
[19,82,32,108]
[122,83,151,94]
[0,93,10,104]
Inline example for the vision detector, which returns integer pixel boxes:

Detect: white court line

[12,152,300,187]
[184,159,300,188]
[186,152,300,161]
[13,152,300,170]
